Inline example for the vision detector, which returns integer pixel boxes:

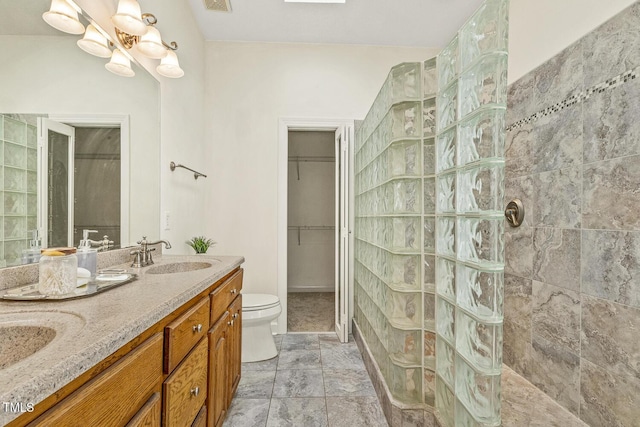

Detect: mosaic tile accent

[507,65,640,131]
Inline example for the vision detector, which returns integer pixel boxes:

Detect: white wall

[287,131,335,292]
[204,41,437,297]
[508,0,637,83]
[137,0,209,255]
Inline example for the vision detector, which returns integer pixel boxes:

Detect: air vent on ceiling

[203,0,232,12]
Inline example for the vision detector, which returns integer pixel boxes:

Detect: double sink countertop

[0,254,244,426]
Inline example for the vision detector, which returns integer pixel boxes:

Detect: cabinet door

[207,311,229,427]
[31,334,163,427]
[227,295,242,405]
[126,392,161,427]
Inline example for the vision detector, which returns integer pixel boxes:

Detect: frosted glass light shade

[77,24,112,58]
[156,50,184,78]
[137,26,167,59]
[112,0,147,36]
[42,0,85,35]
[105,49,135,77]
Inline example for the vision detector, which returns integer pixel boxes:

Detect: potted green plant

[186,236,216,254]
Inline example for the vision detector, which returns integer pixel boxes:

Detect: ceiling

[187,0,485,48]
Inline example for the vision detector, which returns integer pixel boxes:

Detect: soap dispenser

[21,229,42,264]
[77,229,98,277]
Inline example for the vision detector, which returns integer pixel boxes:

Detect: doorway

[278,118,354,342]
[287,130,336,332]
[41,115,129,249]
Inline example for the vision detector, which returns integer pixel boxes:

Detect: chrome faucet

[131,236,171,268]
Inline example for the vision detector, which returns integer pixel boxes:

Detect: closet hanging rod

[287,226,335,230]
[288,225,336,245]
[170,161,207,180]
[287,156,335,162]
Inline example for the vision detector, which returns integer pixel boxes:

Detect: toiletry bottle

[77,229,98,278]
[21,229,42,264]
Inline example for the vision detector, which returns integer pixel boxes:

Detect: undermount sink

[0,326,56,369]
[0,311,85,370]
[146,262,213,275]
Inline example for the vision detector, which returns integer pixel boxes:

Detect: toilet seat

[242,293,280,311]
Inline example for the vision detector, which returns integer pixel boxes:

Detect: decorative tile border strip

[506,65,640,131]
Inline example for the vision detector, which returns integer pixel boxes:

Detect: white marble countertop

[0,254,244,425]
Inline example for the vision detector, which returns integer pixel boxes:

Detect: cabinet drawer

[31,334,163,427]
[191,406,207,427]
[210,269,243,324]
[163,338,208,427]
[165,297,210,373]
[126,392,161,427]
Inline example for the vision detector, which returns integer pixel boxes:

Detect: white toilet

[241,293,281,362]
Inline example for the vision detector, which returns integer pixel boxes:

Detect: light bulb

[111,0,147,36]
[42,0,85,35]
[137,26,167,59]
[77,24,112,58]
[156,50,184,78]
[105,49,135,77]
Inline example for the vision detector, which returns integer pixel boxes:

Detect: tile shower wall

[504,2,640,425]
[0,115,39,267]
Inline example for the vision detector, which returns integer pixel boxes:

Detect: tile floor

[287,293,335,332]
[223,333,389,427]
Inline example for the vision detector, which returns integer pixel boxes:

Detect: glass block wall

[0,115,39,267]
[354,59,436,405]
[434,0,509,425]
[354,0,509,425]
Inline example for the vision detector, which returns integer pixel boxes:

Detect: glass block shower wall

[354,0,509,424]
[434,0,509,426]
[0,115,39,268]
[354,59,436,405]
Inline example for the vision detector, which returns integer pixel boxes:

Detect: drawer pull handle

[192,324,202,333]
[228,320,234,326]
[190,387,200,397]
[232,313,239,319]
[230,288,237,294]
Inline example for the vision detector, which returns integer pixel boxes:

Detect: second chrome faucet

[131,236,172,268]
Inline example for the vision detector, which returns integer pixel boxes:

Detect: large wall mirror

[0,0,161,267]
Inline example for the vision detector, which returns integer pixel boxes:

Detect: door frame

[277,117,355,336]
[49,114,130,247]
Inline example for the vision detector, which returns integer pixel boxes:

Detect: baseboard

[287,286,334,293]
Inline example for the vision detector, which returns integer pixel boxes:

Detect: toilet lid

[243,293,280,310]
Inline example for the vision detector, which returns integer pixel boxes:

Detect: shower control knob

[505,199,525,227]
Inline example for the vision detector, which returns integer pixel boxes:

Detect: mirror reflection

[0,0,161,267]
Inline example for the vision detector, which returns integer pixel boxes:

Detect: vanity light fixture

[42,0,85,35]
[42,0,184,78]
[105,48,135,77]
[157,51,184,78]
[112,11,184,77]
[111,0,147,36]
[77,24,112,58]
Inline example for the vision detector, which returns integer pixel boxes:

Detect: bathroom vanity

[0,254,244,427]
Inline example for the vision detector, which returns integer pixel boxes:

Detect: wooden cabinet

[126,393,161,427]
[30,334,163,427]
[207,311,229,427]
[17,267,244,427]
[227,294,242,404]
[163,338,208,426]
[208,268,243,426]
